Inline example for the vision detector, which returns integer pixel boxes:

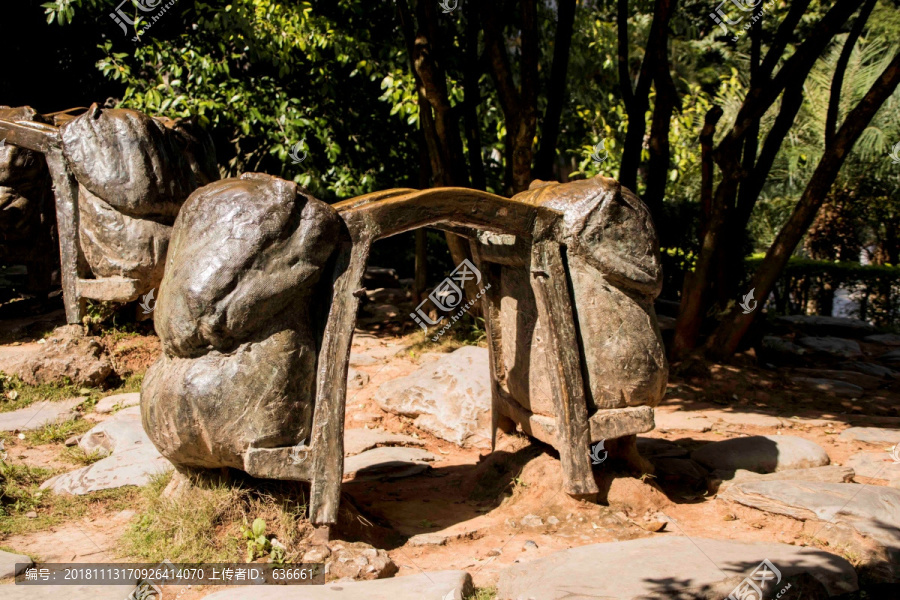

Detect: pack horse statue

[143,173,668,537]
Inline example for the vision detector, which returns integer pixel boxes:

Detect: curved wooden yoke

[3,110,663,534]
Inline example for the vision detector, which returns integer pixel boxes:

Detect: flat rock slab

[94,392,140,414]
[41,444,172,495]
[846,452,900,481]
[721,481,900,561]
[79,406,147,455]
[42,408,171,495]
[692,435,830,473]
[497,536,857,599]
[375,346,491,448]
[0,549,32,579]
[344,428,425,456]
[776,315,875,338]
[204,570,473,599]
[714,465,855,491]
[838,361,900,378]
[654,411,712,432]
[839,427,900,444]
[1,585,138,599]
[349,352,378,366]
[794,377,864,397]
[343,446,437,481]
[792,368,882,390]
[864,333,900,346]
[0,397,84,432]
[705,410,786,428]
[797,336,863,359]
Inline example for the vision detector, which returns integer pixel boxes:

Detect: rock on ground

[8,325,113,386]
[203,571,473,599]
[691,435,830,473]
[94,392,140,414]
[374,346,491,448]
[864,333,900,346]
[344,428,424,456]
[796,336,863,359]
[713,465,855,491]
[343,446,437,481]
[775,315,876,338]
[78,406,146,455]
[845,452,900,481]
[0,397,84,432]
[792,368,882,390]
[322,542,398,580]
[794,377,864,397]
[838,361,899,379]
[721,481,900,578]
[0,549,32,579]
[41,407,172,494]
[347,366,370,389]
[653,410,712,433]
[497,536,857,599]
[839,427,900,444]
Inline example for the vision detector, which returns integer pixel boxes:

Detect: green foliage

[241,517,271,561]
[0,374,90,414]
[25,418,93,445]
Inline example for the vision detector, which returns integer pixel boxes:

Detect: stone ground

[1,299,899,598]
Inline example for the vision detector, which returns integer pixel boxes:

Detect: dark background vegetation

[2,0,900,359]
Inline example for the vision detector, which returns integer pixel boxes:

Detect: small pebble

[522,541,538,551]
[25,511,37,519]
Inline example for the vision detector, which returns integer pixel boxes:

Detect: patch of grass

[0,455,141,535]
[62,446,105,466]
[0,374,91,413]
[122,472,311,564]
[404,313,488,355]
[24,419,93,445]
[467,588,497,600]
[0,459,56,516]
[115,372,144,395]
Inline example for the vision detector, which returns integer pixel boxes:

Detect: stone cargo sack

[60,104,218,293]
[490,177,667,416]
[142,174,341,469]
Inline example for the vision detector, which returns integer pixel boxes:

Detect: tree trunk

[534,0,577,181]
[484,0,539,194]
[711,51,900,358]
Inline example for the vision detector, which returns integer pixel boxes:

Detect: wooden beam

[308,239,370,525]
[44,147,86,324]
[0,119,59,153]
[529,237,599,500]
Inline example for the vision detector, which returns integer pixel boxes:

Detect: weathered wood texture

[309,240,371,525]
[529,236,599,499]
[44,147,87,323]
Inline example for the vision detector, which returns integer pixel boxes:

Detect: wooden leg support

[308,241,370,526]
[530,239,599,501]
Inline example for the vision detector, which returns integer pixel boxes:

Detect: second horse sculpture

[141,172,668,534]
